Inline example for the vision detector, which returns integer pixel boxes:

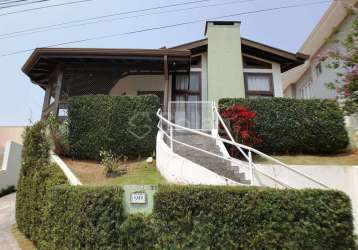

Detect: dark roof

[22,48,191,86]
[22,47,190,74]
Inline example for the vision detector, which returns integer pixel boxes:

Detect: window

[315,62,322,76]
[191,55,202,68]
[300,81,312,99]
[244,73,274,97]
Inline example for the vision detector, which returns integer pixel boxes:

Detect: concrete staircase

[170,133,251,184]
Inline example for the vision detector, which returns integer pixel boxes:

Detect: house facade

[282,0,358,148]
[22,21,306,120]
[283,0,358,99]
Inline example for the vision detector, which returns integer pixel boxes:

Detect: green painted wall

[207,22,245,102]
[122,185,157,215]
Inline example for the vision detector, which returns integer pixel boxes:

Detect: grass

[64,158,166,186]
[11,224,36,250]
[256,151,358,166]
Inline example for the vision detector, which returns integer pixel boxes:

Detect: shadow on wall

[0,141,22,190]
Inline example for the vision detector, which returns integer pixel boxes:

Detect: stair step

[169,133,251,185]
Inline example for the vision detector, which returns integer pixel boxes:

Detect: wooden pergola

[22,48,191,119]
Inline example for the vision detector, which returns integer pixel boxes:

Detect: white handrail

[157,108,329,189]
[212,105,329,189]
[157,111,291,188]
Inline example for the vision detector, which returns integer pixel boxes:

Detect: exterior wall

[242,54,284,97]
[291,12,358,99]
[200,52,209,101]
[0,142,22,190]
[207,22,245,102]
[110,75,166,96]
[283,84,295,98]
[0,126,25,149]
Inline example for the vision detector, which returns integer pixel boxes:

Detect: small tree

[324,13,358,114]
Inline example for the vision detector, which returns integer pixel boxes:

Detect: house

[22,21,306,121]
[282,0,358,148]
[283,0,358,99]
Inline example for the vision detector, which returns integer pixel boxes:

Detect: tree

[324,12,358,114]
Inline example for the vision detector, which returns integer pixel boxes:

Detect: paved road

[0,193,20,250]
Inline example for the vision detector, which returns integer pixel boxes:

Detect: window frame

[315,62,323,77]
[244,73,274,97]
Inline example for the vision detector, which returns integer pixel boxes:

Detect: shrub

[46,113,70,156]
[99,150,127,177]
[16,122,68,243]
[40,186,125,250]
[68,95,160,160]
[220,104,262,157]
[151,185,355,250]
[219,98,349,154]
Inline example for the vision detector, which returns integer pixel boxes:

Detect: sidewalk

[0,193,20,250]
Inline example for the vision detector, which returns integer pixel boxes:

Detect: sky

[0,0,330,125]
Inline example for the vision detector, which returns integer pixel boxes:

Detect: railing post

[248,150,254,186]
[211,102,215,130]
[170,125,174,151]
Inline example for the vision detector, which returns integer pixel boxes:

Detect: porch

[21,48,193,120]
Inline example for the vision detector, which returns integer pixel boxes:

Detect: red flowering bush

[220,104,262,151]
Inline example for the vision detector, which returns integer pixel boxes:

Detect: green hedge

[149,185,355,250]
[17,123,355,250]
[40,186,125,250]
[68,95,160,160]
[16,122,68,243]
[219,98,349,154]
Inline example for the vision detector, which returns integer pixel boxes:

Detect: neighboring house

[283,0,358,99]
[282,0,358,148]
[22,21,306,121]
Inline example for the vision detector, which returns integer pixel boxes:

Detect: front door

[172,72,201,129]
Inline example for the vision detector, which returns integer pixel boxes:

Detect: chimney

[205,21,245,102]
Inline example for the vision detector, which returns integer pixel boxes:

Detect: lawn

[256,151,358,166]
[11,225,36,250]
[64,158,166,186]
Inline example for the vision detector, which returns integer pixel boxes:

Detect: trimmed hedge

[16,122,68,243]
[68,95,160,160]
[150,185,355,250]
[17,122,355,249]
[40,186,125,250]
[219,98,349,154]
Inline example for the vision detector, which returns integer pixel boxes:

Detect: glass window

[315,62,322,76]
[189,73,200,92]
[245,73,273,97]
[300,81,312,99]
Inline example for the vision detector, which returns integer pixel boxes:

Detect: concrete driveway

[0,193,20,250]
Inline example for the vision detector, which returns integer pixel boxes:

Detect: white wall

[156,132,239,186]
[110,74,166,96]
[242,54,283,97]
[293,13,358,99]
[0,141,22,190]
